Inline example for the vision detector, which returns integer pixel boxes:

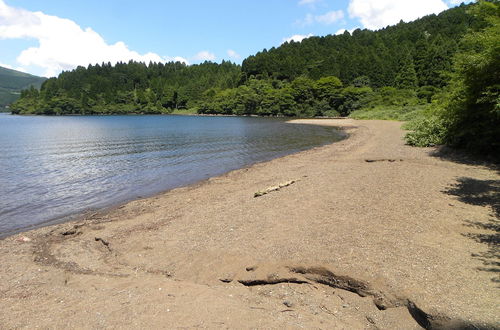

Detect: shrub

[404,115,447,147]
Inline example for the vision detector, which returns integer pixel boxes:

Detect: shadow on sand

[430,146,500,168]
[431,144,499,285]
[444,176,499,284]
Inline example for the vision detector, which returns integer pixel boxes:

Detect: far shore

[1,119,498,328]
[4,109,352,119]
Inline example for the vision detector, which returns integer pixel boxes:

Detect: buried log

[254,180,298,198]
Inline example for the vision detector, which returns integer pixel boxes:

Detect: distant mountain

[0,66,46,111]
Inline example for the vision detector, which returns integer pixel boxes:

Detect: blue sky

[0,0,473,77]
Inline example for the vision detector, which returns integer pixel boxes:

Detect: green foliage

[395,50,418,89]
[350,104,429,121]
[352,76,371,88]
[368,87,420,107]
[442,1,500,153]
[242,4,474,87]
[337,86,373,116]
[0,90,21,111]
[198,75,374,117]
[417,85,440,103]
[405,0,500,156]
[12,61,241,115]
[404,114,447,147]
[0,66,46,90]
[0,66,46,110]
[14,0,496,159]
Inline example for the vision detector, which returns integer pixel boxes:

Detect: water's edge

[1,121,347,239]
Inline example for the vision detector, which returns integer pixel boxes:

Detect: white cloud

[227,49,241,60]
[167,56,189,64]
[297,10,344,26]
[298,0,321,5]
[315,10,345,25]
[348,0,449,30]
[0,62,12,69]
[298,13,315,26]
[0,61,27,72]
[193,50,216,62]
[0,0,187,77]
[282,33,314,44]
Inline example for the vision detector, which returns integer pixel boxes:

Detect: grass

[349,104,430,121]
[348,103,450,148]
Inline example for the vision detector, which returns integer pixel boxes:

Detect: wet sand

[1,119,498,329]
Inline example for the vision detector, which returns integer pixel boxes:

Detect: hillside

[11,3,476,117]
[9,0,499,157]
[0,66,46,111]
[242,3,473,86]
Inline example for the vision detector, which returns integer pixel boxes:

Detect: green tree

[395,50,418,89]
[338,86,373,116]
[439,0,500,154]
[406,0,500,156]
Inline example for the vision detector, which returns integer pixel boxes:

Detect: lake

[0,114,344,237]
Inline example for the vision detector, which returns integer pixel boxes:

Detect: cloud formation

[0,61,26,72]
[298,0,321,6]
[282,33,314,44]
[193,50,216,62]
[297,10,344,26]
[227,49,241,60]
[348,0,448,30]
[316,10,345,25]
[0,0,187,77]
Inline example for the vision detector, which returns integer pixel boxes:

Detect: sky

[0,0,473,77]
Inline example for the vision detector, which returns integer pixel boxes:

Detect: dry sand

[0,119,498,329]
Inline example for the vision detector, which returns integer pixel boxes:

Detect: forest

[11,1,499,156]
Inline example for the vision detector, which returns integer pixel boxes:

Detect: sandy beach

[0,119,498,329]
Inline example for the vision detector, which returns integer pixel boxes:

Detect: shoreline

[4,111,350,119]
[1,119,498,328]
[0,118,348,240]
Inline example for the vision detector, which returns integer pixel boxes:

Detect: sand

[0,119,498,329]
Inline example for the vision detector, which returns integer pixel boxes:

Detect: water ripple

[0,114,343,236]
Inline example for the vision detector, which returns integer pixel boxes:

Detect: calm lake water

[0,114,343,237]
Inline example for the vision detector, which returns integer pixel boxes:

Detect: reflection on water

[0,114,343,236]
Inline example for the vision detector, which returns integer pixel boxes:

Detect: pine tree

[395,50,418,89]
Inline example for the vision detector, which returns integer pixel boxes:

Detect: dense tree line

[11,1,498,156]
[242,4,474,87]
[198,76,426,117]
[12,61,241,115]
[199,3,477,117]
[405,0,499,156]
[13,3,475,116]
